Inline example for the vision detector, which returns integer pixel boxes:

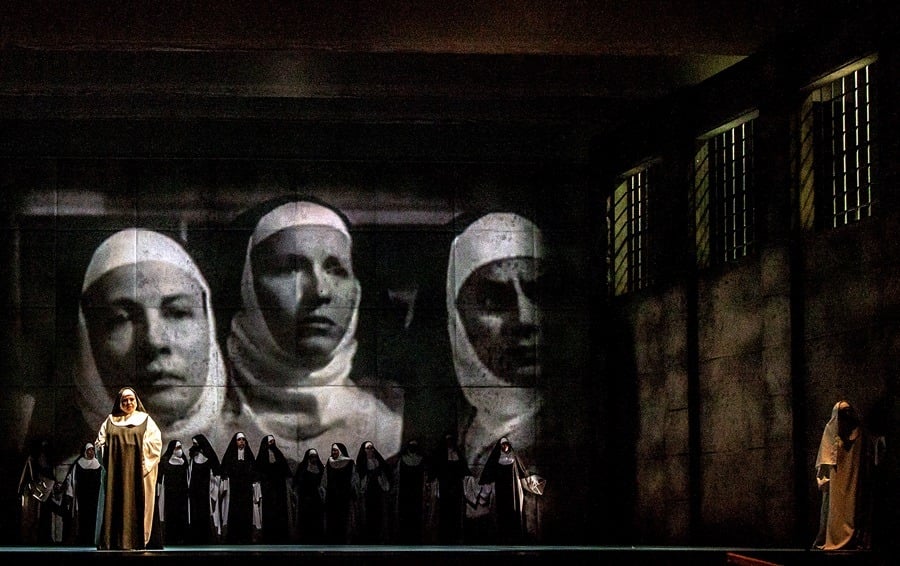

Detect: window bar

[865,66,872,215]
[840,76,848,225]
[854,70,861,220]
[731,129,739,260]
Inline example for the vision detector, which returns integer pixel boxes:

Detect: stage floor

[0,546,885,566]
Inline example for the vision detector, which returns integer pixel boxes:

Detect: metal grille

[694,116,756,267]
[609,166,653,295]
[716,120,754,262]
[816,64,874,227]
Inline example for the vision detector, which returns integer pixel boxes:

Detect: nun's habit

[95,387,163,550]
[66,443,102,546]
[813,400,879,550]
[293,448,326,543]
[219,432,260,544]
[477,437,545,544]
[186,433,222,544]
[446,212,545,473]
[75,228,227,450]
[431,433,470,545]
[396,439,428,544]
[157,439,189,545]
[225,201,403,464]
[355,440,393,543]
[324,442,358,544]
[255,435,292,544]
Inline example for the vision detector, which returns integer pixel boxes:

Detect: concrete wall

[614,19,900,547]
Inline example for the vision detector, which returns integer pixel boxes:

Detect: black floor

[0,546,888,566]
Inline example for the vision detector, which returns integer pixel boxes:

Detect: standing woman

[430,433,470,544]
[477,436,545,545]
[65,443,102,546]
[293,448,326,543]
[255,435,292,544]
[355,440,393,544]
[157,440,190,545]
[16,437,57,545]
[813,400,880,550]
[219,432,260,544]
[324,442,357,544]
[186,434,222,544]
[396,439,427,544]
[95,387,163,550]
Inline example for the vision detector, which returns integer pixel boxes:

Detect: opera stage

[0,546,884,566]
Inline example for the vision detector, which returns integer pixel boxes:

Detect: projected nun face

[82,261,210,424]
[251,225,358,368]
[456,256,544,384]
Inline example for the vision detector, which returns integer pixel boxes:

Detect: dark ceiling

[0,2,860,163]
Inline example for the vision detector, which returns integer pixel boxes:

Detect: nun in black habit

[255,435,292,544]
[323,442,357,544]
[219,432,260,544]
[186,433,222,544]
[65,442,102,546]
[292,447,326,544]
[477,436,545,544]
[157,439,190,545]
[395,439,428,544]
[355,440,394,544]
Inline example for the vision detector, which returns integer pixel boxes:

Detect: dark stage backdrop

[0,159,624,546]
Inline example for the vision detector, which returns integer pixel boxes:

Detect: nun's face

[82,261,210,426]
[837,402,860,440]
[251,225,357,368]
[119,389,137,415]
[456,257,544,384]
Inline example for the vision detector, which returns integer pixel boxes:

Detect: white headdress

[446,212,544,469]
[226,200,365,443]
[75,228,226,444]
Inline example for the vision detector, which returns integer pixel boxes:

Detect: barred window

[694,112,757,268]
[798,57,876,230]
[608,162,657,295]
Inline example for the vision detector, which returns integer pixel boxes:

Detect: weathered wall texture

[800,217,897,539]
[626,287,690,543]
[615,29,900,547]
[620,213,896,546]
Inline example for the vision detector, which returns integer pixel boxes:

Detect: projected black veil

[1,170,610,547]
